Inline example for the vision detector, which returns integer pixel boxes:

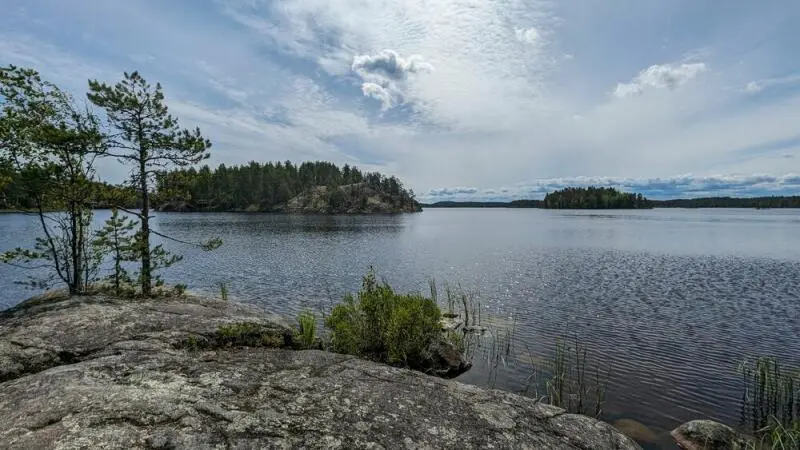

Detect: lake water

[2,208,799,448]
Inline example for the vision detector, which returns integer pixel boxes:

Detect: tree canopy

[152,160,419,213]
[543,187,651,209]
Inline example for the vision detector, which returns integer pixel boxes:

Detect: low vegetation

[739,357,800,449]
[325,268,452,370]
[296,310,317,349]
[523,335,610,417]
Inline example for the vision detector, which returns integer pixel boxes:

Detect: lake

[2,208,799,448]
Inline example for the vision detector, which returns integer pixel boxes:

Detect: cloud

[360,82,394,110]
[352,50,433,80]
[515,27,540,44]
[2,0,798,197]
[745,74,800,94]
[351,50,433,110]
[422,174,800,202]
[613,63,707,98]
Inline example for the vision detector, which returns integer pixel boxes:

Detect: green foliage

[216,322,286,348]
[0,65,106,294]
[739,357,799,433]
[174,283,187,296]
[525,335,609,418]
[653,196,800,208]
[296,310,317,349]
[325,268,443,369]
[151,161,419,213]
[544,187,650,209]
[742,418,800,450]
[92,208,137,296]
[218,282,228,301]
[88,71,213,297]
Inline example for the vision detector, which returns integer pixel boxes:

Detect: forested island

[424,188,651,209]
[153,161,420,214]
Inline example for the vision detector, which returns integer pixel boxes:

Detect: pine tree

[92,209,137,296]
[87,72,212,296]
[1,65,105,294]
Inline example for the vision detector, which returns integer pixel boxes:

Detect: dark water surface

[2,208,799,448]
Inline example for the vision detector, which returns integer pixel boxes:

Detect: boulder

[423,339,472,378]
[1,292,641,450]
[671,420,749,450]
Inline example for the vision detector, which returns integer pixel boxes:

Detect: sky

[1,0,799,201]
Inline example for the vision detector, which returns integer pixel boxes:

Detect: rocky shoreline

[0,292,643,449]
[0,292,749,449]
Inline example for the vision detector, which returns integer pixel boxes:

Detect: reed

[739,357,799,431]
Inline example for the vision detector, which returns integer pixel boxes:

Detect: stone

[671,420,749,450]
[0,292,641,450]
[423,339,472,378]
[613,418,659,444]
[440,316,464,332]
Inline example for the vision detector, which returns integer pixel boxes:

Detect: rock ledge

[0,292,640,449]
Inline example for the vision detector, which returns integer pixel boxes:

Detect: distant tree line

[543,187,650,209]
[651,196,800,208]
[152,161,419,212]
[0,167,137,210]
[422,200,543,208]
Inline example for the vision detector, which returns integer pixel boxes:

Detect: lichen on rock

[0,292,641,449]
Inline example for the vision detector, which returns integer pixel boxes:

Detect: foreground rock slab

[0,292,640,449]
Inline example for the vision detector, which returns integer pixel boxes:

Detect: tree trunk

[139,155,152,297]
[70,199,82,295]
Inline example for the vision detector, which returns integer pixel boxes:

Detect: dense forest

[0,160,420,214]
[543,187,651,209]
[152,161,420,213]
[0,165,138,210]
[651,196,800,208]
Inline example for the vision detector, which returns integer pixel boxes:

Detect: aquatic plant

[739,357,800,432]
[296,310,317,349]
[525,335,610,418]
[218,282,228,301]
[742,417,800,450]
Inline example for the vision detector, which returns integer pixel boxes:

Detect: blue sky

[1,0,799,201]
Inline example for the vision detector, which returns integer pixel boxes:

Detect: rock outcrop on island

[285,183,422,214]
[0,293,640,449]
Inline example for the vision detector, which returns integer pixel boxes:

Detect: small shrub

[219,282,228,301]
[325,268,443,369]
[297,310,317,349]
[174,284,187,296]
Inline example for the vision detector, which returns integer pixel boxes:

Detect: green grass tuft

[297,310,317,349]
[325,268,447,369]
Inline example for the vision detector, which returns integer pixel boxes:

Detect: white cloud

[361,82,395,110]
[613,63,707,98]
[744,74,800,94]
[352,50,433,79]
[351,49,433,110]
[2,0,798,197]
[422,173,800,202]
[515,27,540,44]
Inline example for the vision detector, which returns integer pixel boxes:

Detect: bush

[325,268,443,369]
